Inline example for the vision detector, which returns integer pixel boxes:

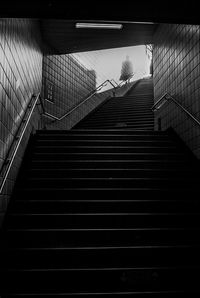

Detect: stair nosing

[15,199,200,203]
[8,212,197,216]
[7,244,199,251]
[7,227,200,231]
[3,290,196,295]
[26,167,189,171]
[23,177,190,181]
[7,265,197,272]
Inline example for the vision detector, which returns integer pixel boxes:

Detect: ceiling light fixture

[75,23,123,29]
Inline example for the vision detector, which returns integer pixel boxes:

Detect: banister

[0,93,44,194]
[110,79,119,87]
[43,79,118,122]
[152,92,200,127]
[151,92,168,111]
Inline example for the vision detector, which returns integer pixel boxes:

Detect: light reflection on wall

[73,45,151,92]
[153,23,200,158]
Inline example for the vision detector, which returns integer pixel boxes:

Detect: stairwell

[75,78,154,130]
[1,77,200,296]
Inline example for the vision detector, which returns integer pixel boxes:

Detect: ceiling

[2,1,199,55]
[2,1,200,25]
[40,20,157,54]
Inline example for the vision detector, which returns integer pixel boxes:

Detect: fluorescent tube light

[76,23,123,29]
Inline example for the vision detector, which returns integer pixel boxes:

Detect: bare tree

[145,44,153,59]
[145,44,153,76]
[119,55,134,83]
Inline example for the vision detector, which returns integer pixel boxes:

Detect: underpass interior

[0,15,200,296]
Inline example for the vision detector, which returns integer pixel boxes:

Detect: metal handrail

[110,79,119,87]
[43,79,118,122]
[152,92,200,127]
[0,93,44,194]
[118,72,135,86]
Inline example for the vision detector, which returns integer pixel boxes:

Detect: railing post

[0,93,44,195]
[158,117,162,131]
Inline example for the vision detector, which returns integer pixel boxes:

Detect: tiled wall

[42,53,97,129]
[153,24,200,158]
[0,19,43,225]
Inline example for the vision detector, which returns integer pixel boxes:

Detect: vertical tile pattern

[153,24,200,158]
[0,18,43,225]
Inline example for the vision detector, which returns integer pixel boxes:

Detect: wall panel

[153,23,200,158]
[0,18,43,225]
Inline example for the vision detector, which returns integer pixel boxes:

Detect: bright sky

[73,45,151,91]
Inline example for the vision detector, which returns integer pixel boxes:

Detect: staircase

[1,77,200,296]
[75,78,154,130]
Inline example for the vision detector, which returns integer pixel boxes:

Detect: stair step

[85,112,154,118]
[103,98,153,101]
[4,245,200,269]
[79,127,155,130]
[2,266,200,293]
[14,188,198,201]
[17,177,198,189]
[82,113,154,117]
[29,160,192,170]
[30,152,187,161]
[21,167,195,178]
[5,228,200,247]
[100,100,153,104]
[84,115,154,119]
[79,126,154,130]
[97,105,153,109]
[34,145,181,153]
[92,108,154,113]
[34,139,175,146]
[80,122,155,127]
[80,123,154,128]
[95,106,153,111]
[97,111,152,114]
[4,290,200,297]
[96,110,153,115]
[86,114,154,120]
[37,129,167,135]
[6,213,200,229]
[104,96,153,99]
[85,117,154,122]
[9,199,200,213]
[36,134,169,140]
[83,118,154,124]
